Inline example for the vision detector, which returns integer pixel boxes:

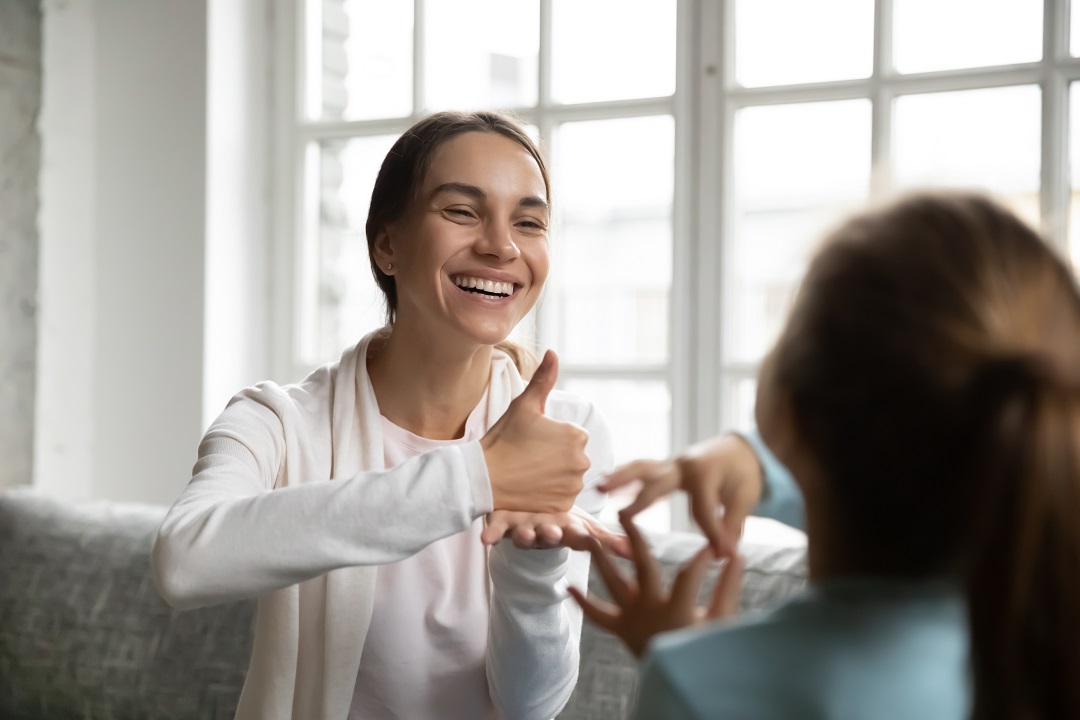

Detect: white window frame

[270,0,1080,532]
[708,0,1079,431]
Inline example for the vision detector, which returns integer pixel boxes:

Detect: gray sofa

[0,488,806,719]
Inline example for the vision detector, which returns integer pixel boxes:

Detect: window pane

[730,100,872,364]
[894,0,1042,74]
[551,116,674,365]
[423,0,539,111]
[723,376,758,433]
[310,1,413,121]
[551,0,676,104]
[564,378,671,532]
[893,86,1041,226]
[308,135,397,365]
[735,0,873,87]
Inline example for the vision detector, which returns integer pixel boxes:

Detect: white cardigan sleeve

[151,386,493,611]
[485,398,613,720]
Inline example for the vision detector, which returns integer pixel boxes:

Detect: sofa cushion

[0,489,806,720]
[0,489,252,720]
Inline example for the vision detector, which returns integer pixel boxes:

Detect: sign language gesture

[481,350,590,513]
[568,514,744,658]
[599,434,763,558]
[481,506,632,558]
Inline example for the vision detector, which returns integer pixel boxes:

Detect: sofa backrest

[0,489,252,720]
[0,489,806,720]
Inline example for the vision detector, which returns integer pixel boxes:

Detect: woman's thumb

[518,349,558,413]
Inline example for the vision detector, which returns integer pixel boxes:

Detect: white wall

[36,0,241,505]
[204,0,272,429]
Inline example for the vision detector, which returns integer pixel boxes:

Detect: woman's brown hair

[364,110,547,376]
[769,192,1080,719]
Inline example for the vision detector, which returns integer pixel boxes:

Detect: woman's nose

[476,220,521,261]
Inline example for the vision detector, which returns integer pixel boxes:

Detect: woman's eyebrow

[431,182,485,200]
[519,195,549,211]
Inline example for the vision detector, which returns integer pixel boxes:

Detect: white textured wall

[0,0,42,491]
[37,0,209,504]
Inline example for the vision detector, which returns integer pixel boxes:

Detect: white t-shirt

[350,393,496,720]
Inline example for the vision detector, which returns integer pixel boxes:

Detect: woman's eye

[446,208,476,219]
[517,219,546,231]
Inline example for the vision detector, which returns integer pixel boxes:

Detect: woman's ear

[373,226,396,275]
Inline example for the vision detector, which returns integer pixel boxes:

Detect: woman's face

[377,131,550,347]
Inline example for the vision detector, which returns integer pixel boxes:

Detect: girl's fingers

[707,555,745,620]
[619,513,660,595]
[688,485,734,558]
[719,493,754,554]
[567,586,621,633]
[669,545,716,610]
[618,481,668,520]
[599,460,657,492]
[587,538,635,607]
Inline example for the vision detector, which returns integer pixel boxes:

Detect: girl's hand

[567,513,744,658]
[600,434,763,558]
[481,506,632,559]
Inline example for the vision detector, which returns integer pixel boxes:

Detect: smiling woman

[150,111,625,720]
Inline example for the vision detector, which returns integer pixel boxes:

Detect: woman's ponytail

[495,340,540,379]
[964,356,1080,720]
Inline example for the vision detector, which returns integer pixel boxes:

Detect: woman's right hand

[600,434,764,558]
[481,350,589,514]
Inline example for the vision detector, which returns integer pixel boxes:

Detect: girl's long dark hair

[768,192,1080,718]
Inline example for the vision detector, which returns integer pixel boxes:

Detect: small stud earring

[386,263,393,271]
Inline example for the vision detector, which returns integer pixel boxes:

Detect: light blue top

[630,432,972,720]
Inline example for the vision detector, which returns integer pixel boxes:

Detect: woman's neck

[366,323,494,440]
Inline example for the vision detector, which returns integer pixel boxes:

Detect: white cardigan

[151,333,612,720]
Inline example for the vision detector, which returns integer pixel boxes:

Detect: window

[274,0,1080,532]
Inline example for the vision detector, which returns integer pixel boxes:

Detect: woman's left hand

[567,513,744,658]
[482,506,632,559]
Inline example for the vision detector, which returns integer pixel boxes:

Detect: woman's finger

[669,545,716,611]
[534,523,563,548]
[511,525,537,548]
[481,515,511,545]
[569,512,632,559]
[619,513,660,595]
[567,586,621,633]
[707,555,745,620]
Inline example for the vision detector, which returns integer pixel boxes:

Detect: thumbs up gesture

[481,350,590,514]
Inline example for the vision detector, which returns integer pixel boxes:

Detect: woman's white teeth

[454,276,514,297]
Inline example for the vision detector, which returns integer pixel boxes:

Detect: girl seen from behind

[578,192,1080,719]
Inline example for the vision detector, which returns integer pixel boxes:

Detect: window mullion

[870,0,894,199]
[534,0,555,352]
[412,0,425,118]
[1042,0,1070,251]
[539,0,553,109]
[671,0,697,459]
